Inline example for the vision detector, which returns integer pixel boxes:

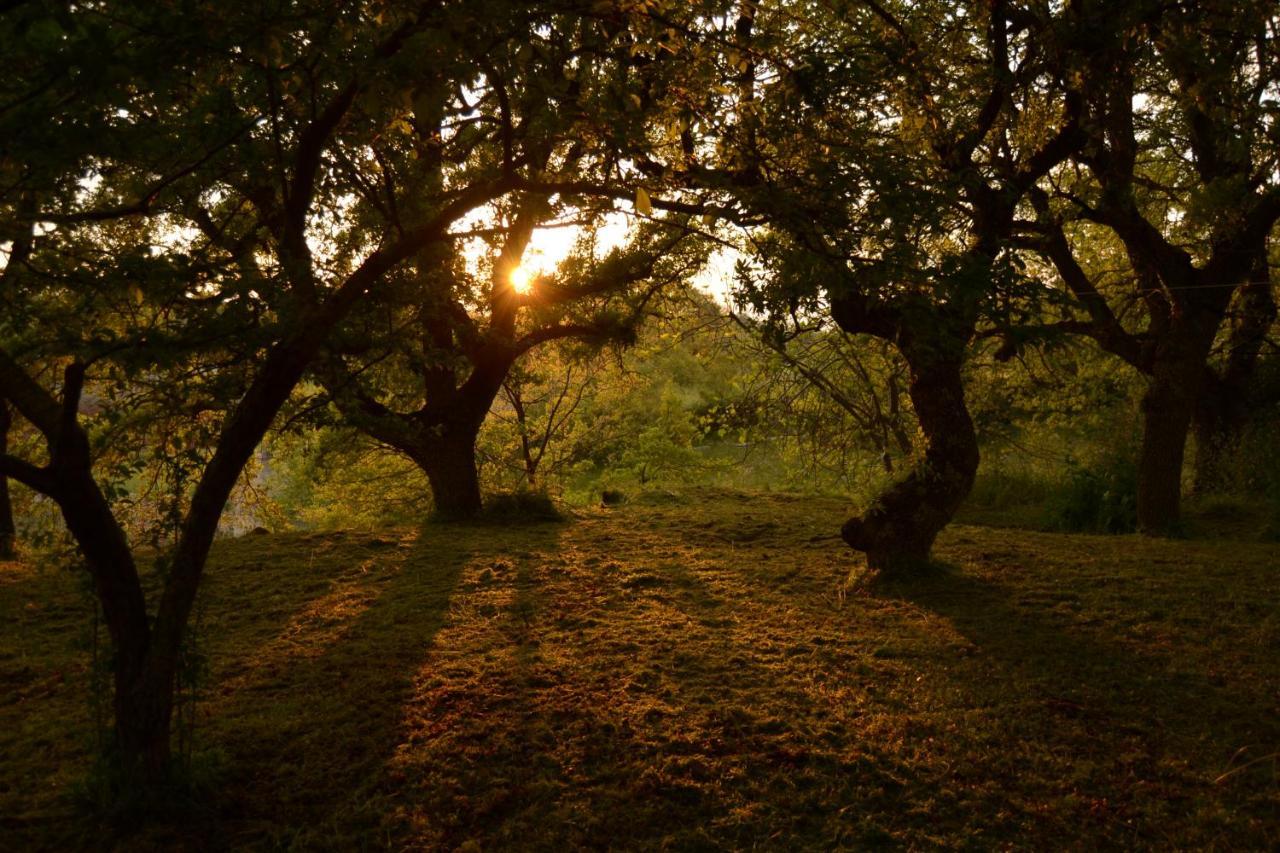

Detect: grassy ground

[1,489,1278,850]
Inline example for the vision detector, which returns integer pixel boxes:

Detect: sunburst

[509,265,534,294]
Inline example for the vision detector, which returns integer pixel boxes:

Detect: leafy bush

[477,490,565,524]
[966,467,1056,511]
[1044,452,1139,534]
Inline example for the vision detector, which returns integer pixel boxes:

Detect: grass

[1,488,1278,849]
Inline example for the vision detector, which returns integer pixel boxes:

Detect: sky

[502,207,738,304]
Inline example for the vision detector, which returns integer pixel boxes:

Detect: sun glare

[509,265,534,294]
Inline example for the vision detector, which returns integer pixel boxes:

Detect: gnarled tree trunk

[328,363,505,522]
[840,349,979,574]
[830,292,980,575]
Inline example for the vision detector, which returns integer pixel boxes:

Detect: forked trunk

[841,353,979,575]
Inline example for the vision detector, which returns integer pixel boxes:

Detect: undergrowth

[474,490,565,524]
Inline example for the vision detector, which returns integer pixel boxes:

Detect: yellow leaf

[635,187,653,216]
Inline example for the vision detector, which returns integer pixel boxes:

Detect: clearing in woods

[1,489,1278,849]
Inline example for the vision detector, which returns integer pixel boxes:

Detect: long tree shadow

[878,564,1273,728]
[176,521,566,850]
[376,516,945,850]
[874,564,1280,842]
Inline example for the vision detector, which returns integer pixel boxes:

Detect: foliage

[267,428,431,531]
[473,490,565,524]
[1,0,1277,824]
[1044,452,1140,535]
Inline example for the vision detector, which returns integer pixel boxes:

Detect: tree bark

[839,350,979,574]
[1191,374,1241,495]
[112,663,175,783]
[1135,311,1221,534]
[0,401,15,560]
[830,290,981,574]
[1136,370,1196,535]
[52,463,168,783]
[327,343,517,521]
[416,421,485,520]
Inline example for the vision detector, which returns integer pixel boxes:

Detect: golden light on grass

[509,265,534,294]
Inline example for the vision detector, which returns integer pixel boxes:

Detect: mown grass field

[2,489,1278,850]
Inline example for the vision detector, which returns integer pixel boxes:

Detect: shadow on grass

[103,522,566,850]
[872,562,1280,844]
[389,531,920,850]
[876,560,1263,719]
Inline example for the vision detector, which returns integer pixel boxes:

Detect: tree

[322,207,701,518]
[729,315,916,482]
[496,354,592,489]
[515,0,1091,570]
[642,0,1084,572]
[310,2,710,518]
[1194,255,1276,492]
[0,0,565,787]
[1023,0,1280,531]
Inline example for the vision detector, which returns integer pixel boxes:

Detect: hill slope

[2,490,1278,849]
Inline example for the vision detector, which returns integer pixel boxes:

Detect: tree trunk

[840,351,979,575]
[0,402,15,560]
[1191,374,1242,495]
[418,422,484,520]
[1136,375,1194,535]
[1135,318,1218,535]
[51,459,167,783]
[0,476,13,561]
[112,659,175,784]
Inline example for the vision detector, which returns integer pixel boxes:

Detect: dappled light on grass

[0,557,41,584]
[1,492,1277,848]
[202,531,419,723]
[365,492,1280,848]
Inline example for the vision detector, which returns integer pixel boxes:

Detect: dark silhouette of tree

[0,0,607,787]
[1022,0,1280,531]
[323,212,699,518]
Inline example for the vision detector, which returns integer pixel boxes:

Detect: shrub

[1044,452,1138,534]
[477,490,565,523]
